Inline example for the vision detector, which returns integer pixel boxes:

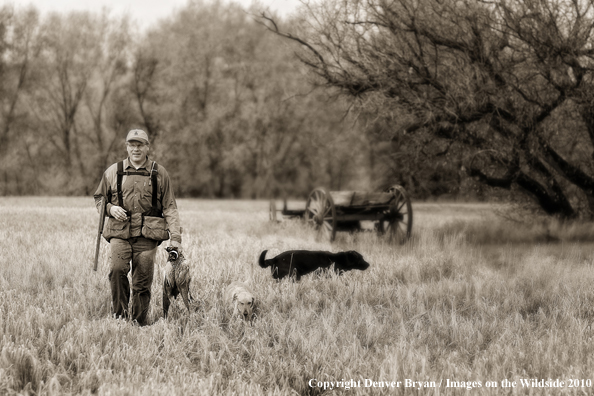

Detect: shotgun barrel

[93,196,106,271]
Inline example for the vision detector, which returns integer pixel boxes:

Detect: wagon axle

[313,213,325,225]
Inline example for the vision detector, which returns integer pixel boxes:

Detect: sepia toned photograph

[1,0,594,394]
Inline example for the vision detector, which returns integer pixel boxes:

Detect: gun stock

[93,196,107,271]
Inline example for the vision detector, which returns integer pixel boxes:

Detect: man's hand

[170,240,183,255]
[110,205,128,221]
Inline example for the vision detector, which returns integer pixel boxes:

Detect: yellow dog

[224,281,255,321]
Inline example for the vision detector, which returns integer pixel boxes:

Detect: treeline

[0,1,488,200]
[0,2,362,197]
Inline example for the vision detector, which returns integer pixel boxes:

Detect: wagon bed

[270,185,412,243]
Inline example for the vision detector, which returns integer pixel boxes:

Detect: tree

[28,11,104,193]
[262,0,594,219]
[18,11,135,195]
[136,0,366,198]
[0,2,374,198]
[0,6,39,156]
[130,46,160,141]
[0,6,42,195]
[83,12,133,181]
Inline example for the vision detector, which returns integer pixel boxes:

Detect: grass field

[2,197,594,395]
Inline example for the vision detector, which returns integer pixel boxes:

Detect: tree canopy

[0,2,368,198]
[263,0,594,218]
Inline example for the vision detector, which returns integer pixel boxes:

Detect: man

[94,129,182,326]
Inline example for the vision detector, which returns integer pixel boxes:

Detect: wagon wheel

[378,185,413,244]
[305,188,337,242]
[269,199,277,222]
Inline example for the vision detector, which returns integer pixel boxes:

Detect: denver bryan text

[308,379,437,390]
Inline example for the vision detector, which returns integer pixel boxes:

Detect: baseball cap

[126,129,149,145]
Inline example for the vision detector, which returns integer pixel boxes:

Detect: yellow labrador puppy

[225,281,255,321]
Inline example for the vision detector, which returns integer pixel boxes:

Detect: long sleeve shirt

[93,157,182,244]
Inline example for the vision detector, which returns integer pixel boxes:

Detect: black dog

[163,246,193,318]
[258,250,370,281]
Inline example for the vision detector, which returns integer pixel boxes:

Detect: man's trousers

[109,237,158,326]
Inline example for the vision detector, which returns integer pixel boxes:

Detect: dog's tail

[258,250,269,268]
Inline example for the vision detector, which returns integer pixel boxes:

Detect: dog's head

[342,251,371,271]
[233,291,255,320]
[166,246,180,262]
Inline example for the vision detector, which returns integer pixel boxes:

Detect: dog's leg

[272,265,280,280]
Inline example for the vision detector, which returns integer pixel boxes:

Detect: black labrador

[258,249,370,281]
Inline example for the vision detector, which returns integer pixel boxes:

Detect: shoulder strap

[116,161,124,207]
[151,162,158,210]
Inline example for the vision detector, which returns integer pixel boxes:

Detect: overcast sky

[2,0,301,30]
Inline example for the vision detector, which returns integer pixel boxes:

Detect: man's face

[126,141,150,163]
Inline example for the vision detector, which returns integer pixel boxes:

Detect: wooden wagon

[269,185,413,243]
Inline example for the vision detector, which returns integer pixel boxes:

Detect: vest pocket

[103,217,131,242]
[141,216,169,241]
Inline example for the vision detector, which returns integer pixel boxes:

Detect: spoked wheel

[305,188,337,242]
[269,200,277,222]
[378,185,413,244]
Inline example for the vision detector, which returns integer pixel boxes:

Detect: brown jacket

[93,157,182,243]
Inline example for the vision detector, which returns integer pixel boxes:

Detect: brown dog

[258,250,370,281]
[162,246,193,318]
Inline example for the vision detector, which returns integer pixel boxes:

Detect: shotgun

[94,196,107,271]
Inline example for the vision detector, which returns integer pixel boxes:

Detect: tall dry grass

[1,197,594,395]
